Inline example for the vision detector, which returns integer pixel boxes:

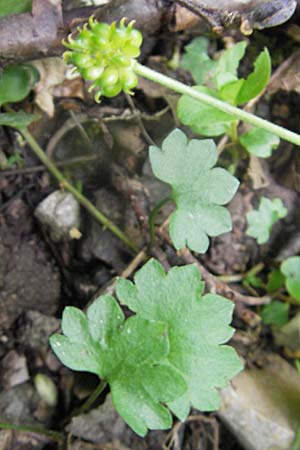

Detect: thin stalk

[291,425,300,450]
[75,380,107,416]
[149,196,172,245]
[20,128,138,254]
[134,63,300,147]
[228,121,239,143]
[0,422,64,443]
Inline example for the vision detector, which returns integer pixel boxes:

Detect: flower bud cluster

[64,17,143,101]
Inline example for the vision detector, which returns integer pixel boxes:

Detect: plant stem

[291,425,300,450]
[149,196,172,245]
[20,128,138,254]
[228,121,239,143]
[134,63,300,147]
[0,422,64,443]
[75,380,107,415]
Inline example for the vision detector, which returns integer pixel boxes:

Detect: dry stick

[179,247,270,305]
[156,222,269,306]
[0,154,102,176]
[20,128,138,254]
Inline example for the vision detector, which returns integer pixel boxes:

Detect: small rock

[0,351,29,389]
[219,353,300,450]
[67,394,129,444]
[34,373,58,407]
[67,394,167,449]
[0,383,40,424]
[35,190,81,242]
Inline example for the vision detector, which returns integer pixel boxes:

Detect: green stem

[291,425,300,450]
[0,422,64,443]
[228,121,239,143]
[20,128,138,254]
[75,380,107,416]
[149,196,172,245]
[134,63,300,147]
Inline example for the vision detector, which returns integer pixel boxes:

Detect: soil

[1,3,300,450]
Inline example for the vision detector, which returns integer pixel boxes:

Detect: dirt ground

[1,1,300,449]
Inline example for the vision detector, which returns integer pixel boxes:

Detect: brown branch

[0,0,167,64]
[178,248,270,306]
[0,0,63,64]
[0,0,298,64]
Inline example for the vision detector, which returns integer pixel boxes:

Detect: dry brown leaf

[31,57,83,116]
[267,50,300,95]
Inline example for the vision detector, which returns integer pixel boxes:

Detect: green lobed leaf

[116,259,242,420]
[219,78,244,105]
[266,268,285,292]
[235,48,271,104]
[149,129,239,253]
[281,257,300,302]
[214,41,247,90]
[0,64,39,106]
[180,37,216,85]
[0,112,38,129]
[240,128,280,158]
[243,273,263,289]
[177,86,235,137]
[50,294,186,436]
[0,0,31,17]
[246,197,287,244]
[261,300,289,327]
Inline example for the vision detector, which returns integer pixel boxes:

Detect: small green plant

[281,256,300,302]
[0,64,38,106]
[240,128,280,158]
[261,300,289,327]
[0,0,31,17]
[149,128,239,253]
[178,38,282,158]
[0,63,39,129]
[2,16,300,439]
[50,259,242,435]
[266,268,285,292]
[246,197,287,244]
[62,19,300,145]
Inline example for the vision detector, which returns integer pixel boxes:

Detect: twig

[120,248,148,278]
[217,262,264,283]
[179,248,270,305]
[124,93,156,146]
[0,154,102,176]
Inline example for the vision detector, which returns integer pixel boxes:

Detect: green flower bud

[90,21,111,40]
[102,82,122,97]
[81,65,105,81]
[119,68,138,93]
[101,67,119,88]
[72,53,94,68]
[63,16,142,101]
[123,44,141,58]
[129,29,143,48]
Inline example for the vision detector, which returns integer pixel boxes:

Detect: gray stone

[219,354,300,450]
[35,190,80,242]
